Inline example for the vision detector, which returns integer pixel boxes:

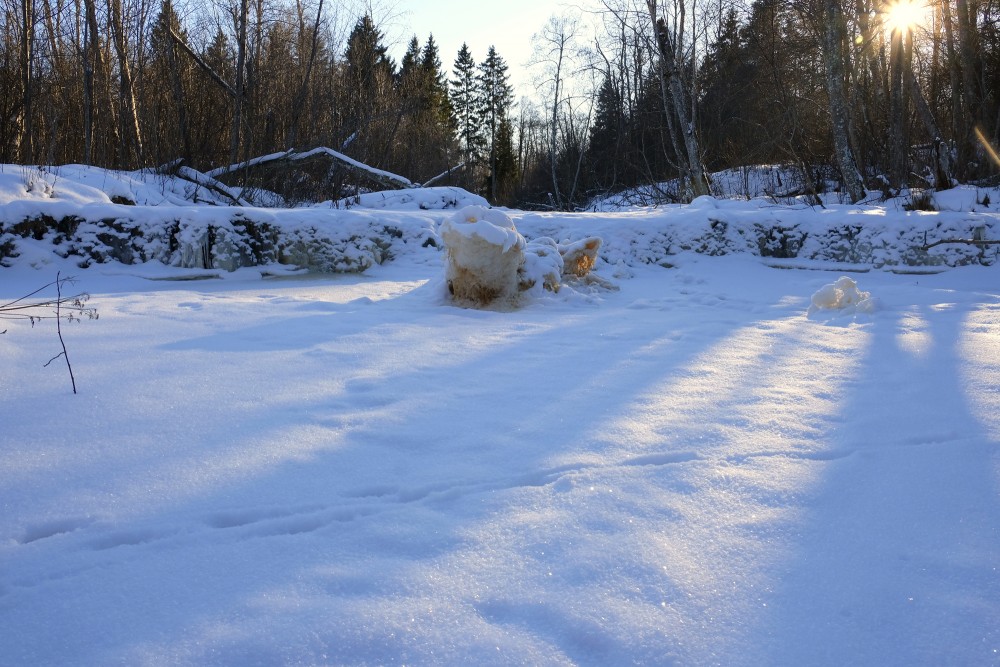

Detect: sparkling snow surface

[2,245,999,665]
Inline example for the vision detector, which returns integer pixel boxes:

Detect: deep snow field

[2,241,999,666]
[1,162,999,665]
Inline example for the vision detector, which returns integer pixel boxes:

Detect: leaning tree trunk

[647,0,710,200]
[907,67,953,188]
[822,0,866,202]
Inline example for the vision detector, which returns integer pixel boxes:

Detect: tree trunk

[647,0,710,199]
[231,0,249,166]
[549,34,564,209]
[888,25,907,189]
[108,0,144,167]
[82,0,117,165]
[19,0,35,163]
[907,67,953,188]
[822,0,866,202]
[82,3,94,164]
[288,0,324,148]
[167,35,191,161]
[955,0,982,176]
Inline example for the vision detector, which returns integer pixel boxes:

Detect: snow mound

[689,195,718,209]
[808,276,878,316]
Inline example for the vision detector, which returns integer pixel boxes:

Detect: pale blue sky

[385,0,588,98]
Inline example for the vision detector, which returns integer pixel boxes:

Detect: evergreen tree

[586,72,627,190]
[395,34,458,181]
[699,7,754,170]
[493,114,519,203]
[450,43,484,186]
[340,15,396,165]
[477,45,515,201]
[397,35,423,122]
[421,35,454,130]
[196,30,235,168]
[400,36,421,80]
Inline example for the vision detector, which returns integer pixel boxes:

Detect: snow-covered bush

[338,187,489,211]
[440,206,525,307]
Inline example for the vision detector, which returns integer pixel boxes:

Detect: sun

[884,0,927,34]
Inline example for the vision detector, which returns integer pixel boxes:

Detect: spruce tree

[699,7,754,170]
[450,43,484,186]
[421,36,454,130]
[341,15,396,165]
[586,73,627,191]
[399,36,422,93]
[477,45,515,202]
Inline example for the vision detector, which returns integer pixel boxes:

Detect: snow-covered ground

[2,163,1000,664]
[2,236,999,664]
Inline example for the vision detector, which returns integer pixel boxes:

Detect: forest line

[1,0,997,208]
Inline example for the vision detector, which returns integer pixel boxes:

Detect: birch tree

[821,0,866,201]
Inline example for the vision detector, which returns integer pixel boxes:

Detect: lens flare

[884,0,926,33]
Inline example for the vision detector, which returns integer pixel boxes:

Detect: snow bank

[1,164,999,275]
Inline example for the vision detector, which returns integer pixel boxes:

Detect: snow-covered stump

[440,206,525,307]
